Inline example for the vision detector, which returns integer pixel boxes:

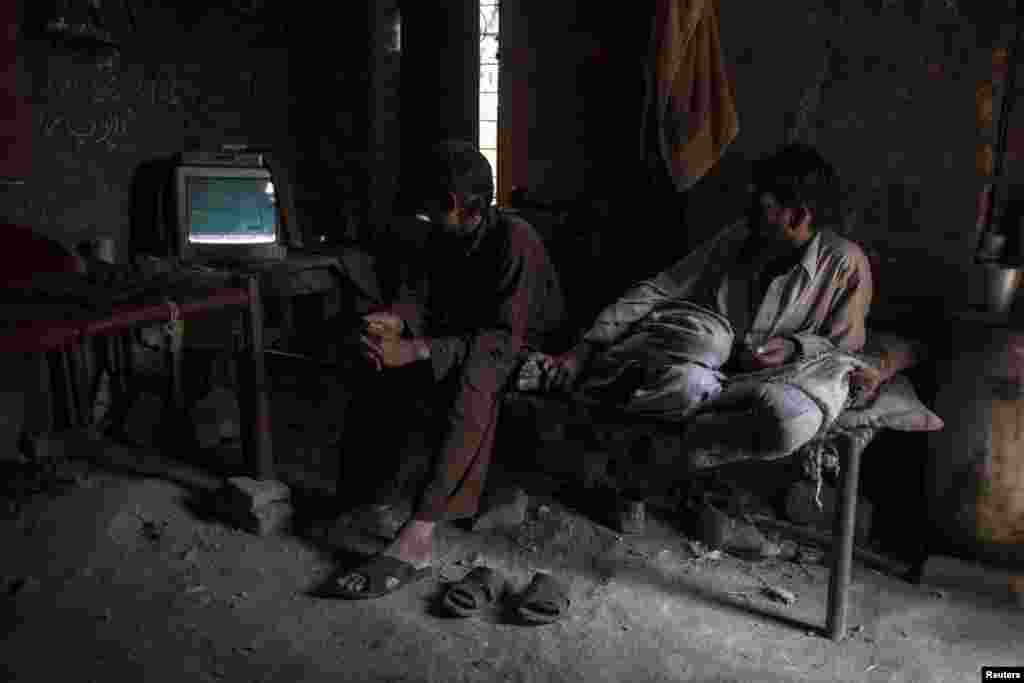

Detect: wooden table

[0,274,274,479]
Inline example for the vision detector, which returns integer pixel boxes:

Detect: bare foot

[383,519,434,569]
[334,520,435,595]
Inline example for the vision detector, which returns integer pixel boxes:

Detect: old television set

[174,163,287,264]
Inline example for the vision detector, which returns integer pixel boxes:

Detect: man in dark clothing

[327,140,566,599]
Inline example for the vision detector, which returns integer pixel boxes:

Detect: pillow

[836,372,943,432]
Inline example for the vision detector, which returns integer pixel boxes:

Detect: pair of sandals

[442,566,570,625]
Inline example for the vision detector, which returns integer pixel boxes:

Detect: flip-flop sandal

[517,572,570,624]
[323,555,432,601]
[441,566,506,618]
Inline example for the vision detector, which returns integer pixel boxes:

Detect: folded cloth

[713,349,876,442]
[514,317,881,443]
[646,0,739,191]
[581,300,733,395]
[835,373,943,433]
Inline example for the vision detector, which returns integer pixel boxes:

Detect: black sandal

[517,572,570,624]
[322,555,432,600]
[441,566,506,617]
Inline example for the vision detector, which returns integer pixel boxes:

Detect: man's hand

[354,311,418,371]
[362,311,405,338]
[740,336,797,371]
[360,334,427,371]
[543,341,595,392]
[848,365,883,402]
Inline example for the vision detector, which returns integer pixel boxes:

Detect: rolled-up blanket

[715,349,877,441]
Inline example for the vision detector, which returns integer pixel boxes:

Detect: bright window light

[480,1,499,204]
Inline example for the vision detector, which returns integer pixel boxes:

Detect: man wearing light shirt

[547,142,879,467]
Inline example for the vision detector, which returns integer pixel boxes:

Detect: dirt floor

[2,422,1023,683]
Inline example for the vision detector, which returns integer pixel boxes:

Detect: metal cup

[94,237,116,264]
[982,265,1021,314]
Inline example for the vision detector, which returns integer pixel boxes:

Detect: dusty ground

[2,425,1023,683]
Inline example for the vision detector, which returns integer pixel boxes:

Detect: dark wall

[502,0,650,201]
[691,0,1013,315]
[1,1,297,257]
[293,0,478,247]
[8,0,1009,314]
[397,0,478,215]
[509,0,1017,315]
[0,0,477,276]
[291,0,408,245]
[288,2,372,245]
[368,0,402,236]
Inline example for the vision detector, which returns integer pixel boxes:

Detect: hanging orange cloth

[646,0,739,191]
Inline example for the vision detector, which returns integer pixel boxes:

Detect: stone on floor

[473,486,529,532]
[218,477,293,536]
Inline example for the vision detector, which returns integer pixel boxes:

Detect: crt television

[174,164,286,263]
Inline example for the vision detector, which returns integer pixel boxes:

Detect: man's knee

[754,384,823,456]
[630,362,723,420]
[672,362,724,408]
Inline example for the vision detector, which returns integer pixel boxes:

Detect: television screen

[186,175,277,245]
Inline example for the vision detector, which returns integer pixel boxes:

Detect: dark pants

[336,356,506,522]
[336,361,439,511]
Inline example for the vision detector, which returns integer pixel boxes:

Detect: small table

[216,252,346,351]
[0,274,274,479]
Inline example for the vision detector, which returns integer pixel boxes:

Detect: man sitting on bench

[546,142,880,485]
[325,140,567,600]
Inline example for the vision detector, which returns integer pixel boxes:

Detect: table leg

[167,328,185,415]
[241,275,274,480]
[59,345,80,429]
[100,332,133,436]
[118,332,133,393]
[73,343,89,428]
[102,335,121,408]
[38,351,54,433]
[95,333,126,430]
[826,428,871,641]
[279,293,295,351]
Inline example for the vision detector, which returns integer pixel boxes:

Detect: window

[480,1,499,204]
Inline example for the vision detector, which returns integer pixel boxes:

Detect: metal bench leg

[826,428,870,640]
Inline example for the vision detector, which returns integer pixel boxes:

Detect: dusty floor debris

[1,389,1022,682]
